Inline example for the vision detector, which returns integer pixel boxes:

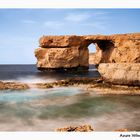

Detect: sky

[0,9,140,64]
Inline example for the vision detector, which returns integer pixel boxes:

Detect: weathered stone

[35,46,88,69]
[39,35,86,48]
[0,81,29,90]
[115,129,128,132]
[55,125,94,132]
[89,52,102,65]
[98,63,140,86]
[35,33,140,70]
[35,33,140,85]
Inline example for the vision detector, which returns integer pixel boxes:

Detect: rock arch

[83,38,116,64]
[35,33,140,70]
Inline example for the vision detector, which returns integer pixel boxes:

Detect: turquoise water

[0,87,139,131]
[0,88,81,103]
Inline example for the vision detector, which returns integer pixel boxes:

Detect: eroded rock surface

[98,63,140,86]
[55,125,94,132]
[35,33,140,85]
[35,47,88,69]
[0,81,29,90]
[35,33,140,70]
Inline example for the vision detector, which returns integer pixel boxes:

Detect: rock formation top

[39,33,140,48]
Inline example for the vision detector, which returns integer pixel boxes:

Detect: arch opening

[87,40,115,66]
[88,43,97,65]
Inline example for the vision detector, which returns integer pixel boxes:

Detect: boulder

[0,81,29,90]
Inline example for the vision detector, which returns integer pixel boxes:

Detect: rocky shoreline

[0,77,140,95]
[0,81,29,90]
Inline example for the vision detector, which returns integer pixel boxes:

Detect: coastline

[0,77,140,95]
[0,77,140,131]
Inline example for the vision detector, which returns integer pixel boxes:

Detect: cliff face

[35,33,140,85]
[35,35,89,69]
[86,33,140,63]
[98,63,140,86]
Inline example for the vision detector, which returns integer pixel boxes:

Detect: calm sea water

[0,64,100,83]
[0,65,139,131]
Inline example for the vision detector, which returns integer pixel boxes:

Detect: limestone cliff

[98,63,140,86]
[35,35,88,69]
[35,33,140,69]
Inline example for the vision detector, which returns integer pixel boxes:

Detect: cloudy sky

[0,9,140,64]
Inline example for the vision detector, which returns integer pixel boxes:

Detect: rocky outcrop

[35,33,140,70]
[0,81,29,90]
[35,35,89,70]
[86,33,140,63]
[55,125,129,132]
[34,33,140,85]
[55,125,94,132]
[35,47,88,69]
[98,63,140,86]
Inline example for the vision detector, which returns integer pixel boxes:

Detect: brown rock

[35,33,140,70]
[0,81,5,90]
[55,125,94,132]
[89,52,102,65]
[115,129,128,132]
[35,46,88,69]
[39,35,86,48]
[98,63,140,86]
[0,81,29,90]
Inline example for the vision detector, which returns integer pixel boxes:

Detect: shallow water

[0,87,139,131]
[0,65,139,131]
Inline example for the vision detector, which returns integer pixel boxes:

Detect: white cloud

[44,21,64,29]
[92,12,108,16]
[65,13,91,22]
[21,19,37,24]
[43,11,109,30]
[82,22,108,30]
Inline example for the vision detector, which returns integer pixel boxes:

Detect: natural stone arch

[35,33,140,71]
[84,39,115,64]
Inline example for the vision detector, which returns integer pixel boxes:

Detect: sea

[0,64,100,83]
[0,64,139,131]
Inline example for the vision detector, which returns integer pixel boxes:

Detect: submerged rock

[0,81,29,90]
[55,125,94,132]
[34,77,102,88]
[0,77,140,94]
[34,83,53,89]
